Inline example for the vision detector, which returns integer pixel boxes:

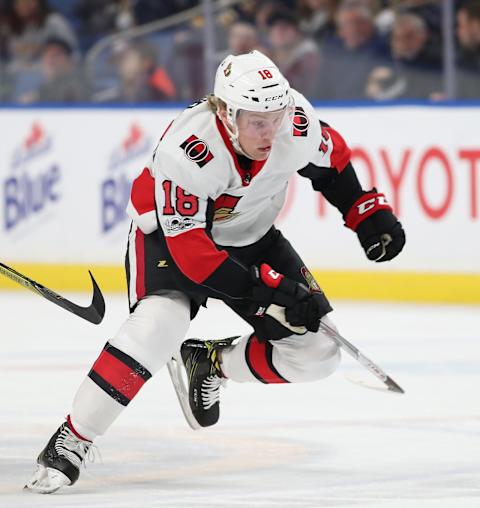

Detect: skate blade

[24,464,71,494]
[167,356,201,431]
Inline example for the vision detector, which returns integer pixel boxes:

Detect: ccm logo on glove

[345,192,392,231]
[357,195,389,215]
[344,189,406,262]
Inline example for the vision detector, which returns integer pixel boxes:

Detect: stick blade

[33,271,105,324]
[385,375,405,394]
[0,263,105,325]
[86,271,106,324]
[345,372,405,394]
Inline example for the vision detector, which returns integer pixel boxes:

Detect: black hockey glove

[344,189,406,262]
[248,264,332,333]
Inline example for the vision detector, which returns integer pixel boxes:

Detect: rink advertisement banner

[0,105,479,303]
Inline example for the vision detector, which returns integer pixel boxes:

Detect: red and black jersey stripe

[292,107,309,137]
[245,334,289,384]
[88,342,152,406]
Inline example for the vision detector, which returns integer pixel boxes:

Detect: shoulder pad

[152,104,230,200]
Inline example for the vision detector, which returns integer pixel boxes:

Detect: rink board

[0,263,479,304]
[0,104,479,303]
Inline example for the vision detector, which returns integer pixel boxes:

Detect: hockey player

[26,50,405,493]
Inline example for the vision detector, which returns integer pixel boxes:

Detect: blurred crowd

[0,0,479,104]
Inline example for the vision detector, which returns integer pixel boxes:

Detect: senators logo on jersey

[300,266,323,294]
[213,194,241,222]
[180,135,214,167]
[292,107,309,137]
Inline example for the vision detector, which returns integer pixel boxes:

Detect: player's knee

[297,339,341,382]
[275,332,341,382]
[314,341,341,378]
[111,293,190,372]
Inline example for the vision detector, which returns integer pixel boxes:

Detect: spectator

[168,25,204,100]
[456,0,480,98]
[396,0,441,34]
[0,1,11,100]
[266,10,320,98]
[343,0,393,32]
[4,0,78,68]
[253,0,281,38]
[365,12,439,100]
[74,0,136,51]
[394,13,440,97]
[372,1,442,39]
[366,12,442,100]
[20,36,89,103]
[96,39,175,103]
[298,0,338,44]
[2,0,79,101]
[133,0,199,26]
[0,0,9,61]
[314,3,389,99]
[226,20,260,55]
[342,0,382,16]
[216,20,266,65]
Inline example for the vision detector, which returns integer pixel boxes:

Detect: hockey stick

[318,320,404,394]
[0,262,105,325]
[266,304,404,394]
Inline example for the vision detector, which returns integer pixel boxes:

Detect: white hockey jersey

[127,89,350,248]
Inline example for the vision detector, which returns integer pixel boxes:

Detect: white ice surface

[0,292,479,508]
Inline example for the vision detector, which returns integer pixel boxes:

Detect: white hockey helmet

[214,50,292,153]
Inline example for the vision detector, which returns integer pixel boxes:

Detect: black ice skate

[167,337,237,429]
[25,420,93,494]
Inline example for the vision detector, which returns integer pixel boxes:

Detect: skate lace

[201,375,227,410]
[82,443,102,468]
[56,426,101,469]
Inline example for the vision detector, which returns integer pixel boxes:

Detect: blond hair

[206,94,227,115]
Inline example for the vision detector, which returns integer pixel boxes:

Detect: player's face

[236,108,286,160]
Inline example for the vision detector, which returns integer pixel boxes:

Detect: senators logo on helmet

[223,62,232,77]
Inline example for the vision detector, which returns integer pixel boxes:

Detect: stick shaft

[319,321,404,393]
[0,262,105,325]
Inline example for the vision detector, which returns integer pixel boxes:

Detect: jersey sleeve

[298,121,364,216]
[126,166,158,234]
[308,121,352,173]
